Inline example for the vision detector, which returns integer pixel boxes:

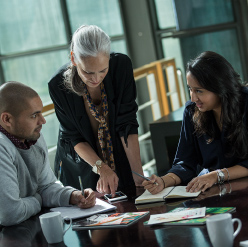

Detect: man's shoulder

[0,132,17,157]
[34,134,47,152]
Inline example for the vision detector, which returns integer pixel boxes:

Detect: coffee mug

[206,213,242,247]
[39,212,72,244]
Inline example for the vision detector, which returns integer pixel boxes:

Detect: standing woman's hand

[96,164,119,197]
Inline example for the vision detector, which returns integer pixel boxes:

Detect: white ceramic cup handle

[63,217,72,235]
[232,218,242,238]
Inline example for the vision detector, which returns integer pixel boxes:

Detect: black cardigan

[48,53,138,190]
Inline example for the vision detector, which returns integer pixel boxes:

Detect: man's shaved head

[0,81,39,117]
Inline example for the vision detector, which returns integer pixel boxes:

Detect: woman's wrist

[160,176,166,188]
[98,163,112,176]
[161,174,177,187]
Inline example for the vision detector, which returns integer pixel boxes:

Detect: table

[1,178,248,247]
[150,107,184,176]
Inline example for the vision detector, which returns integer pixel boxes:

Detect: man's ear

[0,112,13,127]
[70,51,77,66]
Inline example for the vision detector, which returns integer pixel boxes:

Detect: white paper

[50,198,116,220]
[147,207,206,225]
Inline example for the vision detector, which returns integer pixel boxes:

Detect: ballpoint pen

[58,161,62,181]
[78,176,85,197]
[131,170,159,185]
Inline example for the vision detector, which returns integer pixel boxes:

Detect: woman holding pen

[49,25,144,196]
[143,51,248,194]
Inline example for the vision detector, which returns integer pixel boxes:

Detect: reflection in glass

[162,37,185,82]
[155,227,209,247]
[2,50,69,103]
[111,40,127,55]
[66,0,123,36]
[174,0,234,30]
[180,29,243,80]
[154,0,176,29]
[0,217,45,247]
[42,113,60,149]
[0,0,66,54]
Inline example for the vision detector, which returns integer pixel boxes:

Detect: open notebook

[50,198,117,220]
[135,186,201,204]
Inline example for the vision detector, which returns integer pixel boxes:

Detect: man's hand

[96,164,119,197]
[186,171,218,193]
[70,189,96,209]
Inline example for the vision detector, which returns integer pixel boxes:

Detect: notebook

[135,186,201,204]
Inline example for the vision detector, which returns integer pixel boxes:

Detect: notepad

[147,207,206,225]
[135,186,201,204]
[50,198,117,220]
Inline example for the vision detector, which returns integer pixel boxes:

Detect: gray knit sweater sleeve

[0,133,75,226]
[0,136,41,226]
[35,135,75,207]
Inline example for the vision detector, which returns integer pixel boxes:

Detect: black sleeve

[48,68,87,147]
[113,54,139,143]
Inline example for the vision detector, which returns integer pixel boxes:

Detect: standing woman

[143,51,248,194]
[49,25,144,195]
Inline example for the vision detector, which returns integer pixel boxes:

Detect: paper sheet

[147,207,206,225]
[50,198,116,220]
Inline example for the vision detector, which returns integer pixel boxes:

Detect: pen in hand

[131,170,159,185]
[78,176,85,197]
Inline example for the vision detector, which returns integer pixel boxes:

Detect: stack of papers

[147,207,206,225]
[72,211,149,230]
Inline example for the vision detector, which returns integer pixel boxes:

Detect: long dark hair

[187,51,248,158]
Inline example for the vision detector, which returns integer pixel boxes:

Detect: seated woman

[49,25,144,196]
[143,51,248,194]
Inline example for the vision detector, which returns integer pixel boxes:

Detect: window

[0,0,126,148]
[153,0,245,85]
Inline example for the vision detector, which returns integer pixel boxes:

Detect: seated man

[0,81,96,226]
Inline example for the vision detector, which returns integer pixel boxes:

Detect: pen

[58,161,62,181]
[131,170,158,185]
[78,176,85,197]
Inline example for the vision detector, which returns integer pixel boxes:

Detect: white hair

[71,25,111,62]
[63,25,111,95]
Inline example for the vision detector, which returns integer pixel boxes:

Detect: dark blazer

[169,87,248,184]
[48,53,138,190]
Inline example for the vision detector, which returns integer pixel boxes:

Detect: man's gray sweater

[0,132,75,226]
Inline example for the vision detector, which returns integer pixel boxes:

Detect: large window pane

[180,29,243,80]
[42,114,60,149]
[111,40,127,55]
[174,0,234,30]
[162,38,184,75]
[0,0,66,54]
[66,0,123,36]
[154,0,176,29]
[2,50,69,103]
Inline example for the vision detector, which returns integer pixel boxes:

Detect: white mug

[39,212,72,244]
[206,213,242,247]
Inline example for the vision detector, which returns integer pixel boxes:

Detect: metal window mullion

[0,62,5,85]
[60,0,72,44]
[0,44,69,61]
[156,22,237,39]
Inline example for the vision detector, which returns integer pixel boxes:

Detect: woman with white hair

[48,25,144,196]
